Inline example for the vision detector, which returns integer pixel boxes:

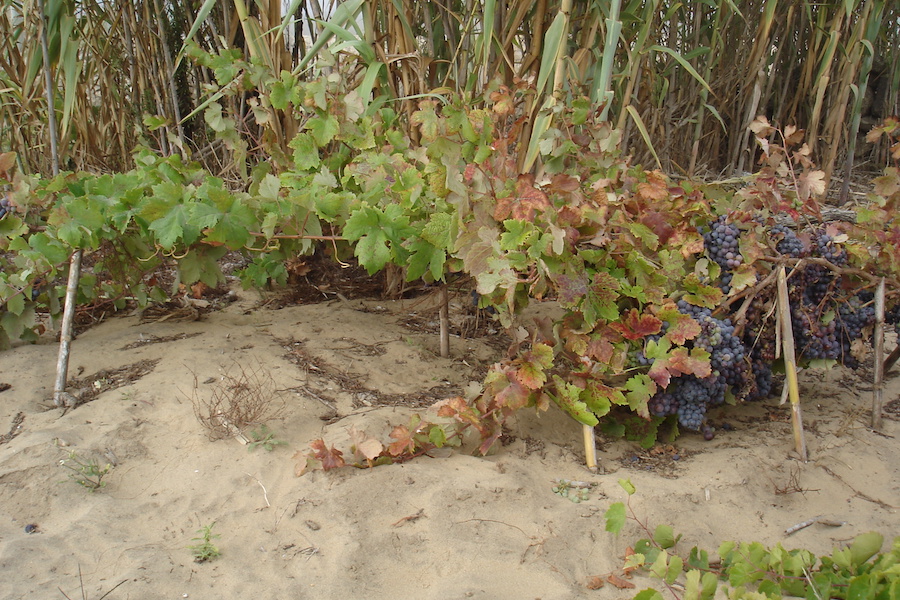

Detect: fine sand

[1,284,897,599]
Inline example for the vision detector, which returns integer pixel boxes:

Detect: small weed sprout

[191,362,286,441]
[188,523,221,563]
[247,425,287,452]
[60,451,111,492]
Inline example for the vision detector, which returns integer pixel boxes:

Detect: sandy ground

[0,285,897,600]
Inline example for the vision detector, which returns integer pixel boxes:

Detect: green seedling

[188,523,221,563]
[60,451,111,492]
[247,425,286,452]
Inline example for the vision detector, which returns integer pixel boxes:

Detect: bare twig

[392,508,425,527]
[246,473,271,508]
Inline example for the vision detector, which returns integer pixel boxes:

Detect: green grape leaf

[354,230,392,274]
[4,291,25,316]
[428,425,447,448]
[178,247,227,287]
[604,502,626,533]
[0,215,28,239]
[549,375,598,426]
[666,555,683,585]
[420,211,454,249]
[632,590,664,600]
[650,550,670,579]
[406,238,445,282]
[654,524,678,549]
[849,532,884,566]
[699,572,718,600]
[624,374,655,417]
[149,204,193,249]
[411,101,439,141]
[289,132,321,170]
[500,219,535,251]
[307,114,339,146]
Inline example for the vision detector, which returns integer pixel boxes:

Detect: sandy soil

[0,284,897,600]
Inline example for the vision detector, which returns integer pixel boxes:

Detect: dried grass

[191,362,286,441]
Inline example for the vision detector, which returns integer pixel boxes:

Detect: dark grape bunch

[644,300,750,431]
[769,224,804,257]
[0,195,13,219]
[813,229,848,266]
[646,217,874,439]
[702,216,743,271]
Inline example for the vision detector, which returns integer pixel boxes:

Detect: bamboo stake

[439,285,450,358]
[582,424,598,473]
[37,0,81,409]
[872,278,885,430]
[776,266,807,462]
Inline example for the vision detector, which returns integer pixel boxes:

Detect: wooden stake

[776,266,807,461]
[439,285,450,358]
[37,0,81,408]
[872,278,885,430]
[54,251,82,407]
[582,424,598,473]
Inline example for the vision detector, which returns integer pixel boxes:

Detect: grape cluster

[0,196,12,219]
[645,301,750,430]
[770,224,805,257]
[702,217,743,270]
[814,230,848,266]
[746,359,773,401]
[641,217,874,438]
[672,375,720,430]
[648,391,678,417]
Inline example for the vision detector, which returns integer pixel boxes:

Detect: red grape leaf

[388,424,416,456]
[609,308,662,340]
[637,170,669,201]
[548,173,581,193]
[308,439,345,471]
[591,271,621,303]
[648,347,711,388]
[555,272,589,306]
[497,372,532,409]
[585,576,605,590]
[495,174,551,221]
[514,361,546,390]
[607,574,636,589]
[0,152,15,179]
[348,425,384,461]
[436,396,467,418]
[640,210,675,245]
[586,337,615,364]
[657,305,701,345]
[489,87,514,115]
[873,168,900,197]
[667,347,712,378]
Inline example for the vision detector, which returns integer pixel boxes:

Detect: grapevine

[1,62,899,467]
